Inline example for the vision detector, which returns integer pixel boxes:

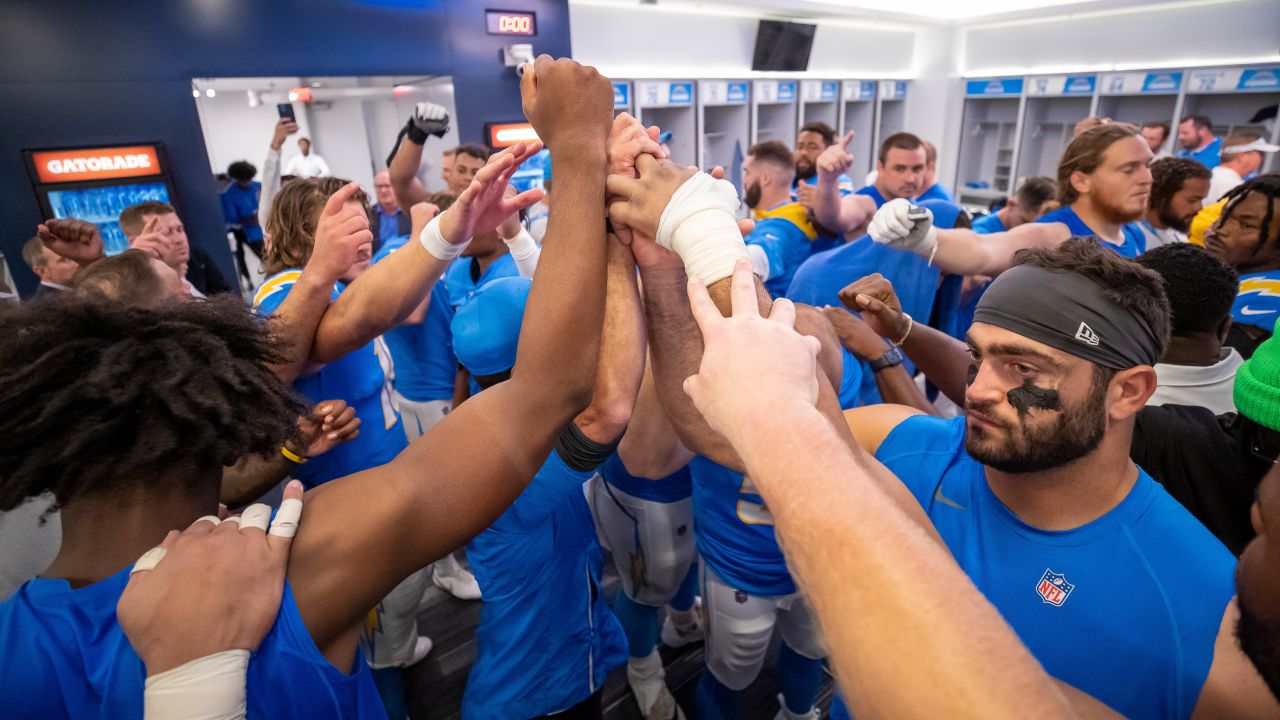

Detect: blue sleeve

[837,345,864,410]
[874,415,965,508]
[506,451,595,529]
[255,285,290,316]
[747,218,810,283]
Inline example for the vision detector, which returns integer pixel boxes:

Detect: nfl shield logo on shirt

[1036,569,1075,606]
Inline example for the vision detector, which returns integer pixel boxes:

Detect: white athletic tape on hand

[655,173,748,286]
[419,214,470,262]
[503,227,541,279]
[268,498,302,538]
[131,546,168,575]
[238,504,271,533]
[194,516,223,528]
[144,650,249,720]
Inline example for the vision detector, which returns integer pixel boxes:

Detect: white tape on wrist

[745,244,772,280]
[503,227,541,278]
[655,173,748,286]
[144,650,248,720]
[268,498,302,538]
[419,214,470,262]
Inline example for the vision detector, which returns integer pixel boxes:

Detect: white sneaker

[432,553,482,600]
[407,635,433,667]
[626,652,686,720]
[772,693,820,720]
[660,603,704,649]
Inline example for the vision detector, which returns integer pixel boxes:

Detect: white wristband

[503,227,541,278]
[144,650,249,720]
[655,173,748,286]
[419,214,470,262]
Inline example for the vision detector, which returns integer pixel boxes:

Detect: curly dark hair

[0,294,303,512]
[227,160,258,182]
[1137,243,1238,337]
[1149,157,1211,219]
[1011,236,1172,359]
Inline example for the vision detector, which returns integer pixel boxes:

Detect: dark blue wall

[0,0,571,296]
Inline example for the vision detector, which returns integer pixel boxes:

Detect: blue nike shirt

[0,569,384,719]
[746,206,817,299]
[372,237,457,403]
[1177,137,1223,170]
[851,415,1235,719]
[1036,206,1146,258]
[794,174,854,255]
[255,270,406,487]
[464,450,628,718]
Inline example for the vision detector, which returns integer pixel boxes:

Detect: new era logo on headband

[1074,322,1100,346]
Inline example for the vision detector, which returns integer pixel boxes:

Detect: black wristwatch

[868,344,905,372]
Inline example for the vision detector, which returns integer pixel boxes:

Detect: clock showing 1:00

[485,10,537,36]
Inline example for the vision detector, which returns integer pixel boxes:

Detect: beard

[965,378,1108,474]
[745,181,763,210]
[1093,190,1147,225]
[1237,588,1280,702]
[795,161,816,181]
[1158,205,1194,233]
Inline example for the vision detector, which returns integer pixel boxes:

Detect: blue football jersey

[372,239,456,403]
[464,450,627,719]
[254,270,406,487]
[873,415,1236,719]
[599,452,692,504]
[1177,137,1222,170]
[689,456,794,596]
[915,182,956,204]
[746,207,817,299]
[0,569,384,719]
[793,173,855,255]
[1036,206,1147,258]
[855,185,888,208]
[970,211,1006,235]
[1232,270,1280,333]
[787,238,940,405]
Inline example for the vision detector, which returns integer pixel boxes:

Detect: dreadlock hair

[1220,173,1280,255]
[0,294,304,513]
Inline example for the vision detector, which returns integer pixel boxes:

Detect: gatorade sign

[33,146,161,184]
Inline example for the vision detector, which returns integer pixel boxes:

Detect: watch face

[873,345,904,370]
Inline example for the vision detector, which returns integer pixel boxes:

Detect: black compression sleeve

[555,422,622,472]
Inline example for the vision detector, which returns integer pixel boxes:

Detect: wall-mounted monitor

[751,20,816,72]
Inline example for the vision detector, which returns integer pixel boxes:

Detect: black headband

[973,265,1160,370]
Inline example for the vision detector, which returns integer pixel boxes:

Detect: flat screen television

[751,20,816,72]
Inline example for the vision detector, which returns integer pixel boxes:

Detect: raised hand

[838,273,911,343]
[291,400,360,459]
[271,117,300,151]
[605,155,697,242]
[37,218,105,267]
[796,182,818,211]
[411,101,451,139]
[117,480,305,675]
[607,113,665,178]
[817,131,855,181]
[130,215,176,266]
[822,305,889,360]
[682,259,822,443]
[437,142,545,246]
[868,198,936,255]
[520,55,613,152]
[409,201,440,241]
[305,182,373,284]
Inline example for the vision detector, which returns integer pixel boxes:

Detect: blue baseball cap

[451,277,532,377]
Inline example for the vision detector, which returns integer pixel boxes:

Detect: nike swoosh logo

[933,483,966,511]
[1240,306,1276,316]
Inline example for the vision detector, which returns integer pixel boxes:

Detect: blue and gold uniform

[749,202,818,298]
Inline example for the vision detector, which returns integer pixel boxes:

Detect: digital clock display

[485,10,536,36]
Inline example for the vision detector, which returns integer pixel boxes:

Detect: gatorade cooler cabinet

[24,143,177,255]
